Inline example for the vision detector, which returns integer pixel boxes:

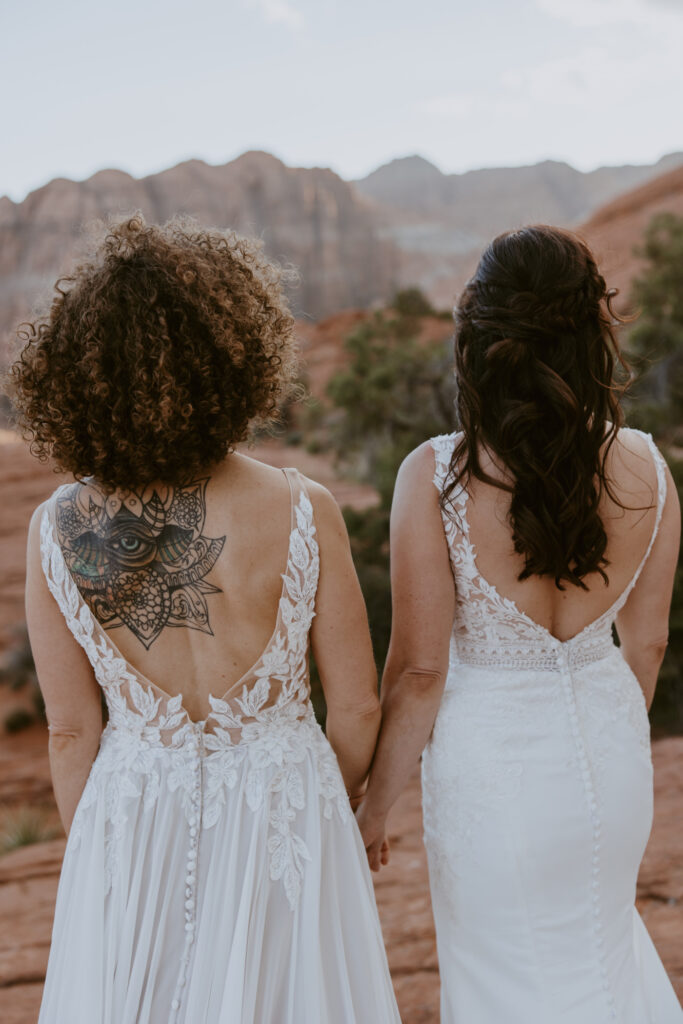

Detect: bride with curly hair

[9,214,400,1024]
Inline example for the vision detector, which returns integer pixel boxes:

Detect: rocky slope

[580,164,683,307]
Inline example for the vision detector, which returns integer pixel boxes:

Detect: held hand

[355,800,391,872]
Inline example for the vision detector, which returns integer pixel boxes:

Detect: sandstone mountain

[355,152,683,225]
[2,149,683,368]
[0,150,399,361]
[352,152,683,307]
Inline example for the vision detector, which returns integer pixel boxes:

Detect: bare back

[462,428,670,642]
[50,454,302,723]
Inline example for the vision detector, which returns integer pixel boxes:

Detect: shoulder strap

[628,430,668,587]
[606,430,668,618]
[39,486,105,669]
[281,467,319,580]
[282,466,311,520]
[430,432,460,494]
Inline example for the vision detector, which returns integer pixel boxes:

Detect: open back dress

[422,429,682,1023]
[37,468,401,1024]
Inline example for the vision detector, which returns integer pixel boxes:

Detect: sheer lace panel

[430,430,667,672]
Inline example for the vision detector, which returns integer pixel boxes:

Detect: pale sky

[2,0,682,203]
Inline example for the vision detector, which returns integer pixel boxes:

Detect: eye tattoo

[55,479,226,649]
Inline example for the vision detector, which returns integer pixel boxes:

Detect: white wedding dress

[37,469,400,1024]
[422,430,682,1023]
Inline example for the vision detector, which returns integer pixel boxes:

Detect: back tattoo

[55,479,226,649]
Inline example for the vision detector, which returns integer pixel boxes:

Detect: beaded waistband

[450,633,616,674]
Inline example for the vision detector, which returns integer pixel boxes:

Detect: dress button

[190,827,197,837]
[185,898,194,910]
[185,922,194,933]
[171,999,180,1010]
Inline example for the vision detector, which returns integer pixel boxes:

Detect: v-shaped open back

[40,467,321,738]
[431,429,667,672]
[35,453,402,1024]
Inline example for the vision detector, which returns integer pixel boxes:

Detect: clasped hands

[349,789,391,872]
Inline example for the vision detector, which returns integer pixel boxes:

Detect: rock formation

[580,164,683,307]
[352,152,683,307]
[3,149,683,367]
[0,151,399,362]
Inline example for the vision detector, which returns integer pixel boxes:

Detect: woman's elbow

[327,691,381,724]
[381,664,447,707]
[644,634,669,666]
[47,715,101,752]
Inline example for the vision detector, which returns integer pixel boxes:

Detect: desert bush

[0,804,60,854]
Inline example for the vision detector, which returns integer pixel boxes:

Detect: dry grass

[0,804,60,854]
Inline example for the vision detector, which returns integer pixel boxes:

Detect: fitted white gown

[422,430,682,1023]
[37,469,400,1024]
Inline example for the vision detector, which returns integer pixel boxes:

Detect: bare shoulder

[606,427,661,505]
[401,439,437,475]
[394,440,442,507]
[299,476,346,535]
[607,428,679,535]
[28,498,48,532]
[27,496,53,553]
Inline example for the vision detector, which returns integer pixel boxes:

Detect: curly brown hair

[444,224,634,589]
[7,213,299,490]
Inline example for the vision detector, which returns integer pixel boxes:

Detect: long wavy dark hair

[443,225,633,590]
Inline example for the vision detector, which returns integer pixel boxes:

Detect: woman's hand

[355,800,391,872]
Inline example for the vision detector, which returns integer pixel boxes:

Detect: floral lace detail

[430,430,667,674]
[41,471,351,910]
[422,682,524,908]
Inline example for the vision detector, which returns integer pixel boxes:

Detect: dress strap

[621,430,668,598]
[430,432,460,494]
[281,466,313,517]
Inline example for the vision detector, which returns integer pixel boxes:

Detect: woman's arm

[25,506,103,834]
[616,461,680,709]
[308,482,381,797]
[356,442,456,870]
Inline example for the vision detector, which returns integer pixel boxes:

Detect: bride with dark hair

[357,225,682,1022]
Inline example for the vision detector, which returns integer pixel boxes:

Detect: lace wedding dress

[423,430,682,1024]
[37,469,400,1024]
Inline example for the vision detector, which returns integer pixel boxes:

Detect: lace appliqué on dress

[429,430,667,675]
[41,481,350,910]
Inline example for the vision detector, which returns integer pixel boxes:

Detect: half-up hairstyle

[443,225,632,589]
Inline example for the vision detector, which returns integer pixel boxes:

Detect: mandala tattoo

[55,479,226,649]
